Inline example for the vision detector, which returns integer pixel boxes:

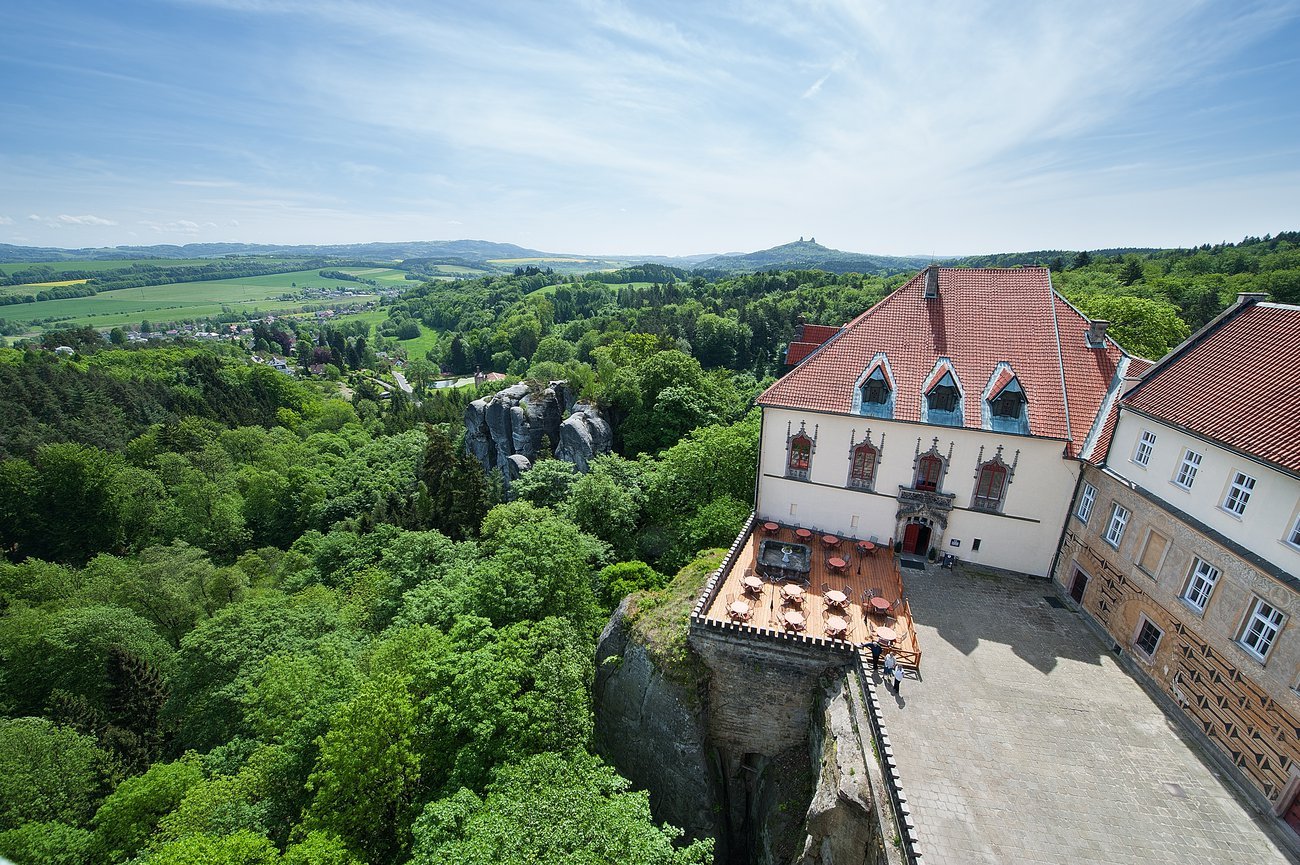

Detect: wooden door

[903,523,920,555]
[1070,570,1088,603]
[1285,792,1300,836]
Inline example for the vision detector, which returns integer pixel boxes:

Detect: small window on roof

[990,383,1024,419]
[927,372,960,413]
[861,367,890,405]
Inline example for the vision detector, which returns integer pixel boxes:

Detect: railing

[854,657,924,864]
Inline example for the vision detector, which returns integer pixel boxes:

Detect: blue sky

[2,0,1298,256]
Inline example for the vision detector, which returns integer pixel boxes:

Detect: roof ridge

[1049,284,1073,443]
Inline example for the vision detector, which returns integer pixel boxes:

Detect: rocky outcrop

[463,380,612,482]
[556,401,613,472]
[799,676,887,865]
[593,599,719,843]
[595,597,890,865]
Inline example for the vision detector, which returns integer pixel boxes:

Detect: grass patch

[626,548,723,686]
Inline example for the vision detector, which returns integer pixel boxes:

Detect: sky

[1,0,1299,257]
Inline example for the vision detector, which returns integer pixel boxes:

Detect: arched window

[849,441,877,489]
[972,461,1008,511]
[788,432,812,479]
[915,453,943,491]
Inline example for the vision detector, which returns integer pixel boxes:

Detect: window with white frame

[1173,450,1202,490]
[1104,503,1130,548]
[1222,472,1256,516]
[1287,513,1300,549]
[1076,483,1096,523]
[1134,616,1163,659]
[1133,430,1157,467]
[1240,598,1285,661]
[1181,559,1220,613]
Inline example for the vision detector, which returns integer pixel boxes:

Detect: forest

[0,231,1295,865]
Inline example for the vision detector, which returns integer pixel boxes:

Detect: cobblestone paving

[873,564,1295,865]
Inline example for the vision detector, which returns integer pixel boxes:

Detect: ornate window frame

[785,420,818,481]
[911,437,953,493]
[846,428,885,491]
[970,444,1019,513]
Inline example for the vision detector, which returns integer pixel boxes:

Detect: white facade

[755,406,1082,576]
[1108,408,1300,577]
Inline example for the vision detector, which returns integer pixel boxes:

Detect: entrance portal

[903,521,932,556]
[1070,569,1089,604]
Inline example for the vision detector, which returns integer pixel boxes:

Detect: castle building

[1052,294,1300,821]
[754,266,1138,576]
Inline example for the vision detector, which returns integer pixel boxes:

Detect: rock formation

[463,380,612,482]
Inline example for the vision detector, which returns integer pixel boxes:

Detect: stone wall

[462,380,612,482]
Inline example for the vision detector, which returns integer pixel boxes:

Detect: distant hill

[0,239,552,265]
[691,239,936,275]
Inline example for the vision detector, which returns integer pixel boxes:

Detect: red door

[903,523,920,555]
[1285,793,1300,837]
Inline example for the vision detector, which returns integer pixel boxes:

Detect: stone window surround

[969,444,1019,514]
[1133,429,1157,468]
[1238,596,1285,664]
[1180,557,1221,615]
[1286,510,1300,551]
[1132,613,1163,662]
[1136,528,1169,578]
[785,420,817,481]
[846,428,884,491]
[1076,482,1097,524]
[1105,502,1131,549]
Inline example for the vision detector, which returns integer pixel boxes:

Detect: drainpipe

[1048,456,1085,582]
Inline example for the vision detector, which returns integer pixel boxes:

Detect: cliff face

[594,597,889,865]
[462,381,612,481]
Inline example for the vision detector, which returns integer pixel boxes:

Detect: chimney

[1236,291,1268,306]
[1086,319,1110,348]
[923,265,939,299]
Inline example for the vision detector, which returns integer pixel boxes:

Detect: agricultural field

[2,269,376,331]
[335,267,417,286]
[0,258,215,276]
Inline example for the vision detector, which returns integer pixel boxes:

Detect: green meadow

[2,269,376,331]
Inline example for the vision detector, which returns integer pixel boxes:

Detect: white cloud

[0,216,12,225]
[58,214,117,225]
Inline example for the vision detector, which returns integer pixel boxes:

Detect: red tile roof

[785,341,822,366]
[1122,302,1300,475]
[800,324,842,344]
[758,267,1131,456]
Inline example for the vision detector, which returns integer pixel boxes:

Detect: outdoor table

[870,596,892,614]
[781,584,805,603]
[784,610,806,630]
[876,625,897,643]
[742,575,763,593]
[827,556,847,573]
[763,521,780,535]
[728,601,751,621]
[825,615,848,638]
[821,534,840,548]
[794,528,813,541]
[857,540,875,555]
[825,590,849,608]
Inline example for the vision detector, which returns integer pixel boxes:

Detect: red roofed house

[1052,293,1300,817]
[756,265,1136,577]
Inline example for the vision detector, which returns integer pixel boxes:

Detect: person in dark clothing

[866,638,883,672]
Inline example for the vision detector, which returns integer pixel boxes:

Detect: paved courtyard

[874,563,1295,865]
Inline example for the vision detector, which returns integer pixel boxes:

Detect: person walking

[866,638,883,672]
[892,663,904,695]
[882,652,896,689]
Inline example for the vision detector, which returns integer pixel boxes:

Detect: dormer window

[861,367,890,405]
[927,373,960,412]
[991,384,1024,419]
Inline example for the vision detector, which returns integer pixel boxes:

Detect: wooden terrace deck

[703,522,923,671]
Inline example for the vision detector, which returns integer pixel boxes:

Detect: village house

[1053,293,1300,821]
